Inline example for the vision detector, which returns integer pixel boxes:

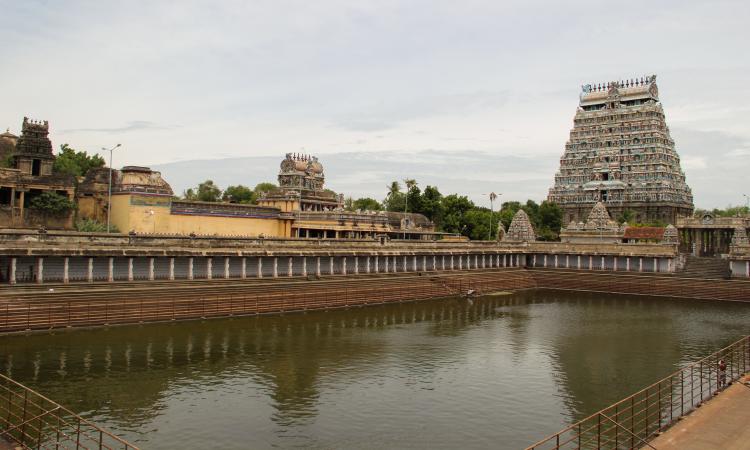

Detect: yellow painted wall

[110,193,292,237]
[258,198,299,212]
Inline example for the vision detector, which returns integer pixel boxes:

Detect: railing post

[75,417,81,450]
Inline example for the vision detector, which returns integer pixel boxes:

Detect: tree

[420,186,444,226]
[196,180,221,202]
[222,185,254,204]
[537,201,563,241]
[254,182,277,196]
[383,181,405,212]
[29,191,76,216]
[617,209,635,224]
[440,194,475,234]
[352,197,381,211]
[53,144,105,177]
[182,188,197,201]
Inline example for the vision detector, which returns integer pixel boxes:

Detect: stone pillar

[148,257,155,281]
[63,257,69,284]
[225,257,230,279]
[577,255,581,269]
[354,257,359,274]
[316,257,321,277]
[413,256,417,272]
[746,261,749,278]
[432,255,436,271]
[188,257,194,280]
[206,257,213,280]
[459,255,463,270]
[9,257,16,285]
[302,257,307,277]
[653,257,658,273]
[482,254,486,269]
[543,255,547,268]
[128,257,134,281]
[385,256,389,273]
[475,255,478,269]
[86,257,94,283]
[393,256,397,273]
[533,255,537,267]
[566,255,570,268]
[639,257,643,272]
[342,257,347,275]
[626,257,630,271]
[423,256,427,271]
[169,257,175,280]
[366,257,371,274]
[273,257,278,278]
[36,257,43,284]
[106,257,111,282]
[241,257,246,279]
[329,257,334,275]
[601,256,605,271]
[450,255,454,270]
[613,257,618,271]
[667,258,672,273]
[374,256,379,273]
[554,255,558,268]
[441,255,445,270]
[288,257,293,277]
[587,256,592,271]
[503,255,507,267]
[258,257,263,278]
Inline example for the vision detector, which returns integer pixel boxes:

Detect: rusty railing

[0,373,138,449]
[526,335,750,450]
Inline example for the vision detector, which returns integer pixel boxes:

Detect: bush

[28,192,76,216]
[75,218,118,233]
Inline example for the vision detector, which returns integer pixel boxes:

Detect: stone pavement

[647,375,750,450]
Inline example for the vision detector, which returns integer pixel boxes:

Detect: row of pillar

[530,254,672,273]
[4,253,524,285]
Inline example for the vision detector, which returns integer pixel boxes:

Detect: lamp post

[103,144,121,232]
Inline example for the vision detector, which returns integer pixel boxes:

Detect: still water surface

[1,290,748,449]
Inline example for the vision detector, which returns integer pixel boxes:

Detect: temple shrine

[548,75,694,225]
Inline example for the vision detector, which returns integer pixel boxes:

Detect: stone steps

[679,256,730,279]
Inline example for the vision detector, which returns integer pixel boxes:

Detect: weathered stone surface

[662,224,678,244]
[505,210,535,242]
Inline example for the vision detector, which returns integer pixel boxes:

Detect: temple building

[548,75,694,225]
[80,153,437,240]
[0,118,75,229]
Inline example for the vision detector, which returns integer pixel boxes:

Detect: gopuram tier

[547,75,693,225]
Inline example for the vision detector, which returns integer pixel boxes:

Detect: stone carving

[583,202,618,231]
[548,75,694,224]
[504,209,535,242]
[496,221,506,241]
[731,226,749,247]
[662,224,678,244]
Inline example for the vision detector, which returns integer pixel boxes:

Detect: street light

[103,144,122,233]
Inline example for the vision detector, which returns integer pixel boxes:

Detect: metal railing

[526,335,750,450]
[0,373,138,449]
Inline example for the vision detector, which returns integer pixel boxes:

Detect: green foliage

[28,191,76,216]
[254,182,277,195]
[53,144,106,177]
[537,201,563,241]
[75,218,118,233]
[420,186,444,226]
[383,181,405,212]
[182,188,197,201]
[695,205,750,218]
[352,197,382,211]
[222,185,255,204]
[0,153,13,168]
[616,209,635,224]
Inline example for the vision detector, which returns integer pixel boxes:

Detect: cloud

[59,121,178,134]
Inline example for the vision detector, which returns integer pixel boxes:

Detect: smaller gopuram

[504,209,536,242]
[258,153,343,212]
[559,202,623,243]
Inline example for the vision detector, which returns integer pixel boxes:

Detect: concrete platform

[647,375,750,450]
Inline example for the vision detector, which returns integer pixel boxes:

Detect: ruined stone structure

[0,118,75,229]
[548,75,694,225]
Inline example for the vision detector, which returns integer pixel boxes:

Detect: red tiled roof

[624,227,664,240]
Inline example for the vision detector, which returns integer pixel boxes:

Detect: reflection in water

[0,290,748,449]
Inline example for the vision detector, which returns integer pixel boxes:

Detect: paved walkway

[647,375,750,450]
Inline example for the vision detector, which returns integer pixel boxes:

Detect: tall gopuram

[547,75,694,225]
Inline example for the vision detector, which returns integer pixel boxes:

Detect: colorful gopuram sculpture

[548,75,694,225]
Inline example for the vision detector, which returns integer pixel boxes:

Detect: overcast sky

[1,0,748,208]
